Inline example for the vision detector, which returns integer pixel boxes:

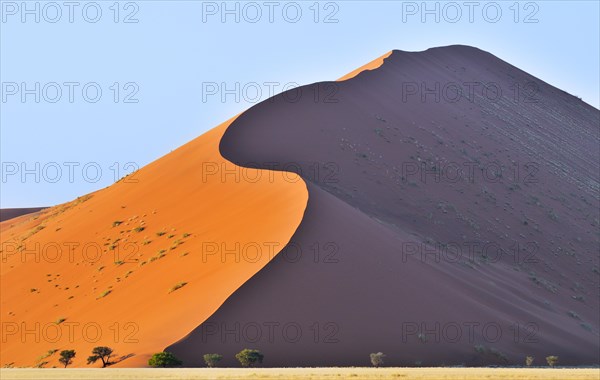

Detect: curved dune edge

[176,46,600,366]
[161,51,397,359]
[337,51,392,81]
[0,117,308,367]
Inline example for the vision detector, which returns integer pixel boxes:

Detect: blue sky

[1,0,599,207]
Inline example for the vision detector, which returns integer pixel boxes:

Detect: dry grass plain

[1,367,598,380]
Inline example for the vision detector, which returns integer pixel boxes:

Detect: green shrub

[235,349,264,367]
[148,352,182,367]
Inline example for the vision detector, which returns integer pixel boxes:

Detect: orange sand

[337,51,392,81]
[0,117,307,367]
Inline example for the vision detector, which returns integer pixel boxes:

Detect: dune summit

[1,45,598,368]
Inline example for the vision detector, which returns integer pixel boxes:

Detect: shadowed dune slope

[0,208,47,222]
[0,118,308,367]
[168,45,599,366]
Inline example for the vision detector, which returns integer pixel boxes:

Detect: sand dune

[2,46,597,368]
[168,46,599,366]
[0,118,307,367]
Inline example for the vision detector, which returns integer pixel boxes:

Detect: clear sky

[1,0,599,207]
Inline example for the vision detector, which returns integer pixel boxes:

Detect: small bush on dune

[370,352,385,367]
[235,349,264,367]
[168,282,187,293]
[546,355,559,367]
[203,353,223,368]
[97,290,112,299]
[525,356,534,366]
[148,352,182,367]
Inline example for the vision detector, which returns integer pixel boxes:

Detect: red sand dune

[0,118,307,367]
[168,46,599,366]
[1,46,598,368]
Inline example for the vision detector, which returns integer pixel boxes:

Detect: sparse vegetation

[525,356,534,366]
[547,208,559,220]
[168,282,187,293]
[156,231,166,237]
[370,352,385,367]
[133,226,145,233]
[36,349,58,363]
[580,322,592,331]
[203,353,223,368]
[235,349,264,367]
[87,346,113,367]
[567,310,581,320]
[97,290,112,299]
[55,317,66,325]
[112,221,123,227]
[58,350,76,368]
[474,345,485,354]
[148,352,182,367]
[546,356,558,367]
[571,295,585,302]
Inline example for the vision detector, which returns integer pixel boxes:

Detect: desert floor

[1,367,599,379]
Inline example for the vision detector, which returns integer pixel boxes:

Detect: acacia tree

[59,350,76,368]
[87,346,114,367]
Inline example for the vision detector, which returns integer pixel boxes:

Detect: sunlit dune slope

[0,118,308,368]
